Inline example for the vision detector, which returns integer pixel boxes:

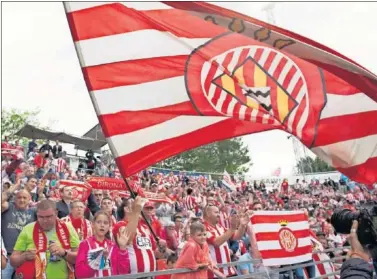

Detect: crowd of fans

[1,137,376,279]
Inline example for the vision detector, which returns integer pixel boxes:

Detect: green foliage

[1,108,46,145]
[296,156,336,173]
[157,137,252,175]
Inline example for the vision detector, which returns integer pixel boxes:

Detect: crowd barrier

[86,247,358,279]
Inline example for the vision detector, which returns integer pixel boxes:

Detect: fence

[86,247,361,279]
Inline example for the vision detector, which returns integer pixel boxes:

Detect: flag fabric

[222,170,237,192]
[271,167,281,177]
[64,2,377,184]
[250,211,312,266]
[306,232,339,279]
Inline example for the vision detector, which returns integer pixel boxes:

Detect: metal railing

[86,247,351,279]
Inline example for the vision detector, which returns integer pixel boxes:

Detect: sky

[2,1,377,177]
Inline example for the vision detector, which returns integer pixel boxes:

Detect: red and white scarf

[33,219,74,279]
[62,214,92,241]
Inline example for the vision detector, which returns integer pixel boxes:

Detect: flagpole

[122,178,160,243]
[61,1,160,244]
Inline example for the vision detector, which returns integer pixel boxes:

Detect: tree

[296,156,335,173]
[1,108,46,145]
[157,137,252,175]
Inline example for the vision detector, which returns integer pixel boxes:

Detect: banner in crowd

[150,167,210,180]
[87,177,173,204]
[116,191,174,204]
[250,211,312,266]
[51,180,92,202]
[86,177,141,192]
[222,170,237,192]
[65,1,377,185]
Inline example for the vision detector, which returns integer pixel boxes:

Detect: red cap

[112,221,127,239]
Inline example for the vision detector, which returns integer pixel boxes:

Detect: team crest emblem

[185,32,326,147]
[278,220,297,252]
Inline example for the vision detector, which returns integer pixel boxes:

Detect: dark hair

[186,188,193,195]
[27,175,37,181]
[252,201,262,207]
[167,253,178,264]
[117,199,131,221]
[173,214,182,222]
[101,197,112,204]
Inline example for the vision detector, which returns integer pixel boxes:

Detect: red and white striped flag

[250,211,312,266]
[305,233,339,279]
[64,2,377,184]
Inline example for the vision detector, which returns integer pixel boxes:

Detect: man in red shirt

[34,150,47,179]
[1,136,11,149]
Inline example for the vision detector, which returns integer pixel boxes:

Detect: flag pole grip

[123,178,160,244]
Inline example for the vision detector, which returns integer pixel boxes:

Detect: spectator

[14,140,24,152]
[172,222,220,279]
[52,140,63,158]
[1,136,11,149]
[115,198,163,277]
[1,190,37,278]
[27,139,37,155]
[100,197,117,239]
[156,253,178,279]
[93,189,104,205]
[61,200,93,241]
[39,139,52,154]
[203,205,248,278]
[75,211,133,278]
[56,185,74,218]
[10,200,79,279]
[34,150,47,179]
[142,201,163,239]
[236,244,254,275]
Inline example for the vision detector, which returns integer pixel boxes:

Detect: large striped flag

[250,211,312,266]
[64,2,377,184]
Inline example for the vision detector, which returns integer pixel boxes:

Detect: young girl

[75,211,131,278]
[172,222,224,279]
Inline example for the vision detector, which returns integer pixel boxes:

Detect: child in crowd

[75,211,131,278]
[156,253,178,279]
[171,222,224,279]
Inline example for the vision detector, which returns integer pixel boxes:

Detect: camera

[331,202,377,258]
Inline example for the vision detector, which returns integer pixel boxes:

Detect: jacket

[340,258,373,279]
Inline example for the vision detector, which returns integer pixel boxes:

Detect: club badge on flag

[250,211,312,266]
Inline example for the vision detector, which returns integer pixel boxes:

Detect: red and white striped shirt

[346,193,355,201]
[204,221,236,278]
[126,221,157,274]
[219,210,230,229]
[183,195,198,211]
[55,158,67,173]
